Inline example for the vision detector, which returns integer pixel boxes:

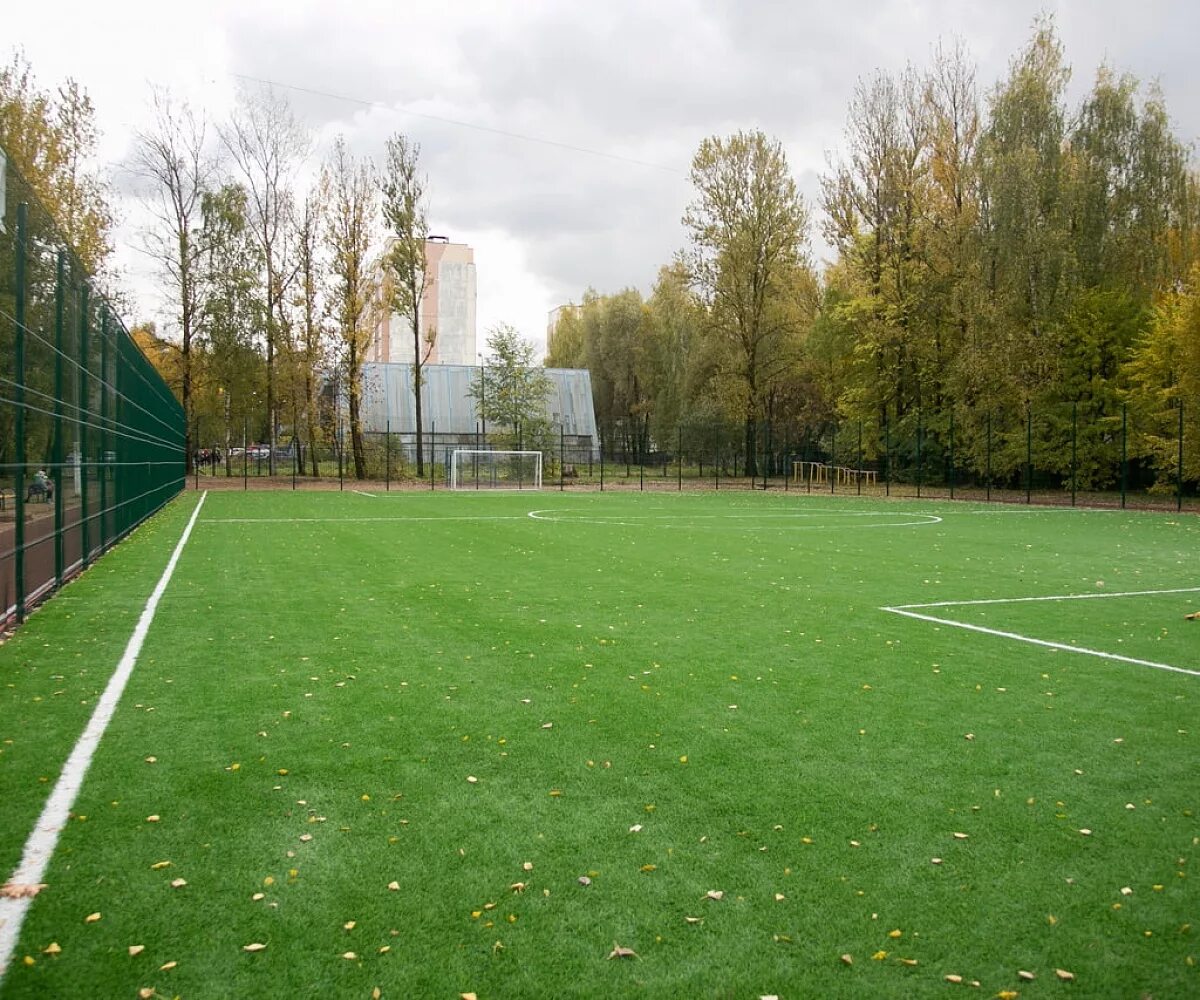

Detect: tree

[196,182,265,465]
[469,324,553,441]
[132,89,215,473]
[683,130,811,475]
[0,51,113,275]
[379,133,433,475]
[220,85,309,473]
[291,189,330,476]
[321,136,377,480]
[545,305,585,368]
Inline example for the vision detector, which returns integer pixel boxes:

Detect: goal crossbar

[449,450,543,491]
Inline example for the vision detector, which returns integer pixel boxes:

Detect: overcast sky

[8,0,1199,357]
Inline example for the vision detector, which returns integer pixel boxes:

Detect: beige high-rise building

[371,236,477,366]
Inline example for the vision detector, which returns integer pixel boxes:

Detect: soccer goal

[449,450,543,491]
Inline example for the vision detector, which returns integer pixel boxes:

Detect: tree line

[547,22,1200,486]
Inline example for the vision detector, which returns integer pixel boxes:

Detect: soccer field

[1,489,1197,999]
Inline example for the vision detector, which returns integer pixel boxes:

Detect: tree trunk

[412,310,424,477]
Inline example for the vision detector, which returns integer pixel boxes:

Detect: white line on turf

[201,515,532,523]
[352,490,377,498]
[894,586,1200,610]
[0,491,208,979]
[880,605,1200,678]
[881,585,1200,678]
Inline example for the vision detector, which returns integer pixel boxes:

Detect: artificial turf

[1,489,1197,999]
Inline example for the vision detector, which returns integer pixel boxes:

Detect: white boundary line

[527,509,942,528]
[201,514,532,524]
[352,490,377,498]
[881,585,1200,678]
[0,491,208,978]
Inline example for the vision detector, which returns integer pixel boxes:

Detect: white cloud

[8,0,1199,358]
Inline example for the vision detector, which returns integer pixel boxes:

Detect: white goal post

[449,450,543,491]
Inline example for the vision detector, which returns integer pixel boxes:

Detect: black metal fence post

[53,250,65,589]
[1120,403,1127,509]
[884,416,890,497]
[1177,402,1185,513]
[948,409,955,500]
[857,420,863,496]
[78,283,90,570]
[14,203,28,622]
[1071,401,1077,507]
[915,412,923,499]
[1025,405,1032,505]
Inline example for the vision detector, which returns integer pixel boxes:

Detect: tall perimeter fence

[192,406,1197,513]
[1,148,186,626]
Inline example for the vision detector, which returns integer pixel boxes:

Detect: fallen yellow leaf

[129,945,145,956]
[1055,969,1075,981]
[85,913,102,924]
[243,942,267,952]
[607,943,638,959]
[43,942,62,955]
[150,861,171,871]
[871,950,888,960]
[839,953,853,965]
[160,961,177,971]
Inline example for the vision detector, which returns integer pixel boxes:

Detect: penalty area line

[880,604,1200,678]
[0,491,208,979]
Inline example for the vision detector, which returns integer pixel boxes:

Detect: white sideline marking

[881,586,1200,679]
[0,492,208,978]
[352,490,377,498]
[527,509,942,529]
[202,515,531,524]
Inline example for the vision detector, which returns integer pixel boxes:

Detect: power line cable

[231,72,685,176]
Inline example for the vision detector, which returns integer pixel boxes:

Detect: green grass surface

[1,490,1197,999]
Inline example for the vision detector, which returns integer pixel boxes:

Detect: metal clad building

[360,362,598,453]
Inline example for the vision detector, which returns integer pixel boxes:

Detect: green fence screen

[1,146,185,626]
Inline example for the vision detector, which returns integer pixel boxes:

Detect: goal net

[449,450,543,491]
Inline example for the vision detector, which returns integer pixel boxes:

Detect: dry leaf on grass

[150,861,171,871]
[1017,970,1036,981]
[684,916,702,925]
[461,994,477,1000]
[138,989,155,999]
[243,942,267,952]
[342,951,358,960]
[146,815,160,823]
[160,961,177,971]
[43,942,62,955]
[1055,969,1075,981]
[372,989,382,1000]
[85,912,102,924]
[944,974,963,984]
[839,953,853,965]
[607,943,638,959]
[952,832,969,840]
[129,945,145,956]
[705,890,724,901]
[170,879,187,889]
[387,881,400,891]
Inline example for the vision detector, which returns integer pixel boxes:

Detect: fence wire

[1,147,186,626]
